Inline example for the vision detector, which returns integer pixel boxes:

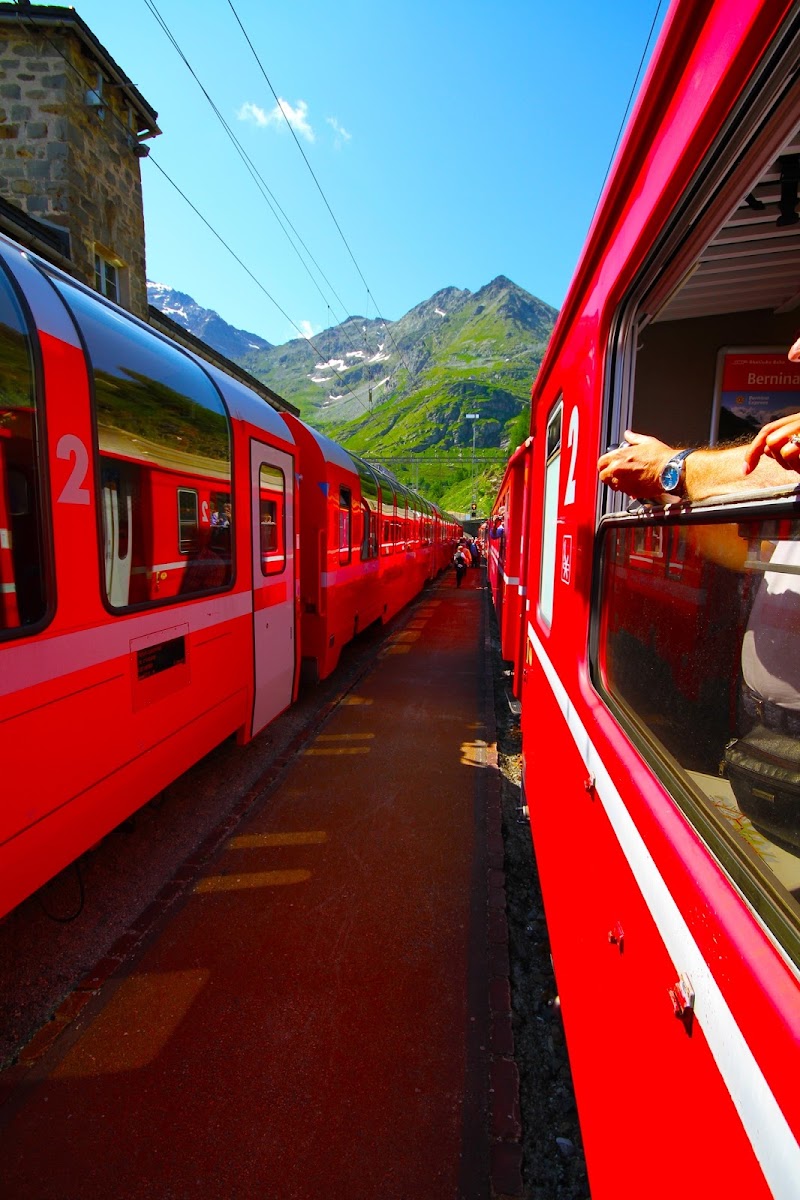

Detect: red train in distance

[493,1,800,1195]
[0,231,460,921]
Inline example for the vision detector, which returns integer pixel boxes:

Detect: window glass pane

[360,500,378,560]
[50,276,233,606]
[178,488,199,554]
[540,402,562,626]
[260,462,285,576]
[0,268,46,633]
[596,514,800,954]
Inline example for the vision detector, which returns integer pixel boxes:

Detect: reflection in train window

[357,463,379,561]
[0,267,47,635]
[594,513,800,958]
[178,488,199,554]
[259,462,285,577]
[47,275,233,607]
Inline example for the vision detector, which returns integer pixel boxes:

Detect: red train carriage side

[0,236,300,920]
[0,232,450,922]
[281,413,457,682]
[487,437,531,695]
[503,1,800,1196]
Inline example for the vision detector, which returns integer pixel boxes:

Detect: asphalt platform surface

[0,567,517,1199]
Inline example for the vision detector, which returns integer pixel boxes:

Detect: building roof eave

[0,3,161,138]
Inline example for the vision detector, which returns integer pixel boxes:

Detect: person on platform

[453,542,470,588]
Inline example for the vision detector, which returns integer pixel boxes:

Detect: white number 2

[563,407,579,507]
[56,434,90,505]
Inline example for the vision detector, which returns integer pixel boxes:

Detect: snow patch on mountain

[146,282,273,362]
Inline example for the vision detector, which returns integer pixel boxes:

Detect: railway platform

[0,564,521,1200]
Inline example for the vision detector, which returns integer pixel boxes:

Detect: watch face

[661,462,681,492]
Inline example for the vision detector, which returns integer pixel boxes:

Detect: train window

[339,486,352,564]
[47,276,233,608]
[594,512,800,960]
[177,489,200,554]
[259,463,285,577]
[360,501,378,561]
[0,268,47,636]
[539,400,563,627]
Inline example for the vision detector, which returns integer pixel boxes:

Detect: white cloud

[326,116,351,148]
[237,98,315,142]
[298,320,318,340]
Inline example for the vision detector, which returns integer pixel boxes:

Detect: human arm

[597,429,792,502]
[742,413,800,476]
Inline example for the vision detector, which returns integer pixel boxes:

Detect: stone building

[0,2,159,319]
[0,3,296,413]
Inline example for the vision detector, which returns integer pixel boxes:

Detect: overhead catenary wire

[591,0,666,222]
[12,5,375,414]
[140,0,370,366]
[224,0,417,382]
[148,158,377,409]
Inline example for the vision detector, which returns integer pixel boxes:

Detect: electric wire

[592,0,666,221]
[12,7,374,415]
[140,0,371,367]
[224,0,416,380]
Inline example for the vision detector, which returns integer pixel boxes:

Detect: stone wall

[0,24,150,318]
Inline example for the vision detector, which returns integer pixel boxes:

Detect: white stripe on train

[0,590,253,701]
[528,622,800,1198]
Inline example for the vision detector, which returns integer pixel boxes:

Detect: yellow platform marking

[304,731,373,755]
[195,869,311,892]
[229,831,328,849]
[384,644,411,655]
[303,746,370,755]
[340,695,373,705]
[315,732,374,741]
[52,970,209,1077]
[390,630,421,643]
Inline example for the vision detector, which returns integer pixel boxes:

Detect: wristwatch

[659,448,696,496]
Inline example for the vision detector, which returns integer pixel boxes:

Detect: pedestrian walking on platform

[454,544,469,588]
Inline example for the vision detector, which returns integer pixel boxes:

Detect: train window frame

[42,269,236,614]
[539,398,563,628]
[338,485,352,565]
[259,462,285,578]
[0,258,54,642]
[177,488,200,555]
[589,500,800,967]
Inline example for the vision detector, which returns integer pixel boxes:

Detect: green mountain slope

[241,275,556,516]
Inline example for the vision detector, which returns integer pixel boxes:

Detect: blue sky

[69,0,667,346]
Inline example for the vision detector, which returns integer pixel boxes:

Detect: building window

[94,252,120,304]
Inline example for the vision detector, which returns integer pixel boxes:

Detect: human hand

[597,430,674,498]
[742,413,800,476]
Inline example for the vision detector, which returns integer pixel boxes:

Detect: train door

[250,440,296,736]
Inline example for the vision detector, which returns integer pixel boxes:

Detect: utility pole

[465,413,480,516]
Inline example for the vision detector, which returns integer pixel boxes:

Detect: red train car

[280,413,458,681]
[487,437,531,695]
[500,2,800,1195]
[0,232,457,921]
